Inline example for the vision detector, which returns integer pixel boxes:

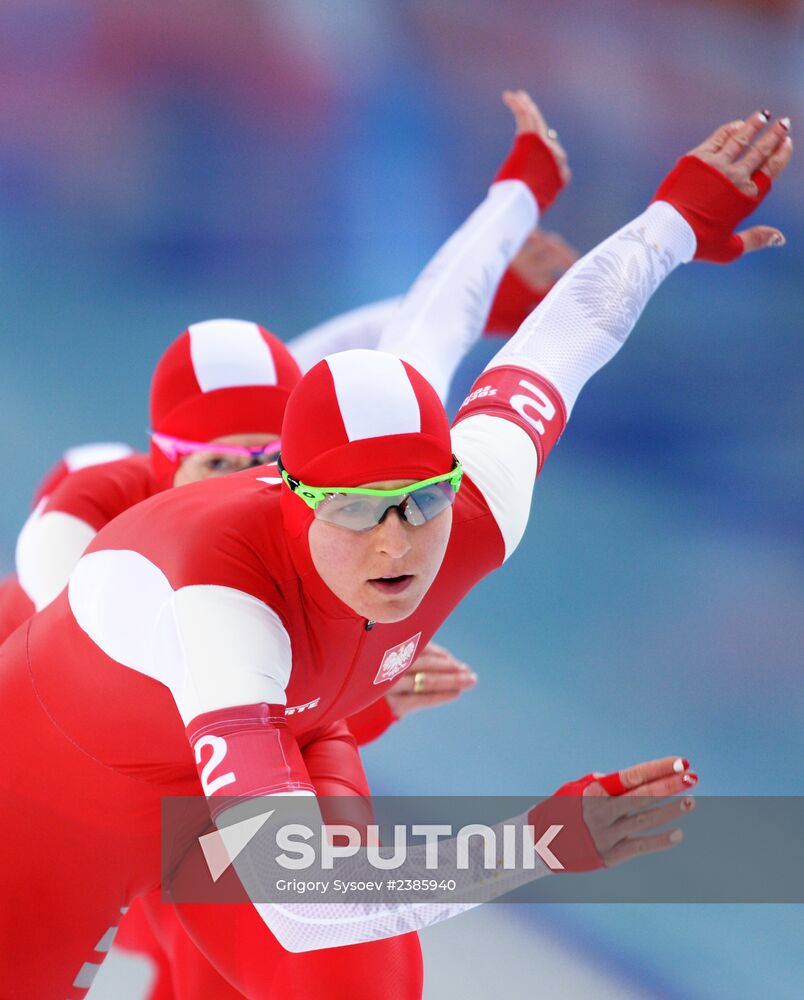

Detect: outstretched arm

[286,225,578,382]
[451,112,792,560]
[172,754,692,956]
[287,92,574,393]
[487,111,790,415]
[377,91,569,401]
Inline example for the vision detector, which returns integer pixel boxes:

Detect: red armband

[454,365,566,472]
[652,155,771,263]
[187,703,314,819]
[484,267,549,337]
[494,132,565,212]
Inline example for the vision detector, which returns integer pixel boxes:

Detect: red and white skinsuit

[3,159,558,735]
[0,134,564,998]
[0,148,767,997]
[100,139,568,999]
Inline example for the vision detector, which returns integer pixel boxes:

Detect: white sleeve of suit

[16,501,97,611]
[447,203,696,571]
[218,798,551,953]
[487,201,696,413]
[378,180,539,402]
[67,550,293,724]
[287,298,403,373]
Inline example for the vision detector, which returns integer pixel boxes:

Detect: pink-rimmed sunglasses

[150,430,281,464]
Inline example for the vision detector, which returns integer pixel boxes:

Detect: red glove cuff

[524,770,629,872]
[484,266,550,336]
[652,155,771,263]
[494,132,565,212]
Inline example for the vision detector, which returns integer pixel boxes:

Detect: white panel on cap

[189,319,277,392]
[63,442,133,472]
[326,349,420,442]
[451,414,537,562]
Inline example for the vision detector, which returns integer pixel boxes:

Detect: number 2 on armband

[509,378,556,436]
[195,734,237,795]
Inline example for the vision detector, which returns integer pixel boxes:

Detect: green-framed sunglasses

[277,455,464,532]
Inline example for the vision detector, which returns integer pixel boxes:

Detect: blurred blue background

[1,1,801,997]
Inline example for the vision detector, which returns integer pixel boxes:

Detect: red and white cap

[149,319,302,485]
[280,349,453,533]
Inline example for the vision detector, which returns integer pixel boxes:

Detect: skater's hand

[653,111,792,260]
[575,754,697,866]
[537,755,696,871]
[502,88,570,185]
[689,110,792,198]
[510,228,578,290]
[386,642,477,718]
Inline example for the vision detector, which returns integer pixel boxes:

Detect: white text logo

[286,698,321,716]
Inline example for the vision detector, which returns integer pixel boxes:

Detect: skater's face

[307,479,452,623]
[172,433,280,485]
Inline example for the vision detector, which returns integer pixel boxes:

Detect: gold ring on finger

[413,671,426,694]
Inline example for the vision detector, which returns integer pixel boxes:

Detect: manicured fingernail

[672,758,688,773]
[669,829,683,843]
[769,233,786,247]
[779,116,791,130]
[682,772,698,787]
[681,797,695,812]
[470,673,478,682]
[759,109,770,123]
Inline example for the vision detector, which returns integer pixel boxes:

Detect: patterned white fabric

[218,800,551,953]
[489,201,696,413]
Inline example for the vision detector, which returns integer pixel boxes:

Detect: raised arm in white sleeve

[486,201,695,415]
[446,203,695,567]
[377,180,538,402]
[450,118,786,571]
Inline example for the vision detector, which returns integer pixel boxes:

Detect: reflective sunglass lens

[314,482,457,532]
[405,483,454,522]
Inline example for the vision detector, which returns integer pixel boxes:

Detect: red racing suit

[0,149,726,995]
[0,357,565,997]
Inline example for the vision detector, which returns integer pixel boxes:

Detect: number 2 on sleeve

[195,734,236,795]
